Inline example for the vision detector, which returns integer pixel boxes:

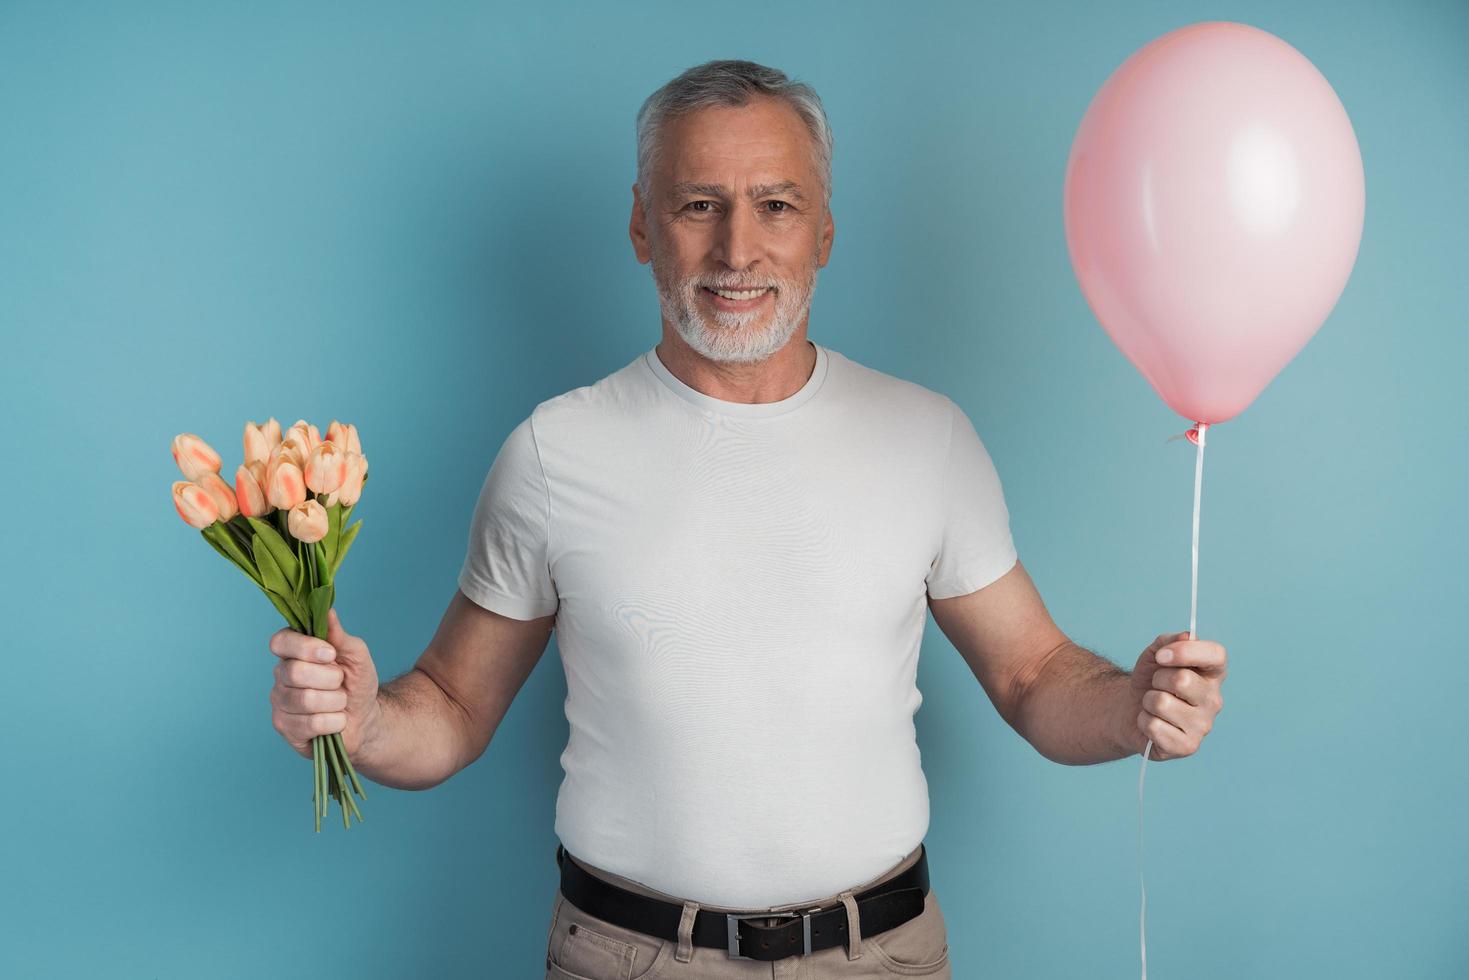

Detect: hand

[268,608,383,760]
[1126,630,1227,761]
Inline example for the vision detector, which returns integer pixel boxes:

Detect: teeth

[710,287,769,301]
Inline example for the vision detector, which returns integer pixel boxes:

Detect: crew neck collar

[643,341,830,419]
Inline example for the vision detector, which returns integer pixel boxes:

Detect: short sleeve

[925,398,1018,600]
[457,416,559,620]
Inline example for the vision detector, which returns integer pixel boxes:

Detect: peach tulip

[243,419,280,466]
[171,433,222,482]
[280,430,312,462]
[265,445,303,490]
[274,442,305,467]
[195,471,239,522]
[172,480,220,528]
[266,459,307,510]
[287,499,329,543]
[286,420,321,455]
[245,459,267,491]
[325,420,362,456]
[326,452,365,507]
[304,441,349,495]
[234,464,270,518]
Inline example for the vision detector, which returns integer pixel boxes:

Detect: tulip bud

[195,471,238,522]
[304,441,350,495]
[172,480,220,528]
[287,499,329,543]
[266,459,307,510]
[326,420,362,456]
[281,430,312,462]
[262,417,282,449]
[266,445,304,492]
[245,459,267,491]
[234,464,270,518]
[171,433,222,482]
[274,443,305,468]
[243,421,274,466]
[326,452,365,507]
[287,419,321,454]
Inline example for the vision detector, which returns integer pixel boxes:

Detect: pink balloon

[1064,22,1365,425]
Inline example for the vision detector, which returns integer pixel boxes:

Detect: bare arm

[927,559,1135,765]
[1004,640,1137,765]
[354,588,555,789]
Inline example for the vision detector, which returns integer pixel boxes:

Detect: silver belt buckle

[725,908,818,959]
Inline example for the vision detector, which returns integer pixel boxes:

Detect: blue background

[2,1,1464,977]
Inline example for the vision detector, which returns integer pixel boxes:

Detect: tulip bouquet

[170,417,370,832]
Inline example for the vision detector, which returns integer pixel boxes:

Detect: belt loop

[675,900,700,962]
[838,889,862,960]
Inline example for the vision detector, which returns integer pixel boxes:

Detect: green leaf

[199,527,255,583]
[314,540,333,588]
[324,502,342,569]
[251,533,288,593]
[257,582,305,631]
[307,584,334,640]
[202,525,262,586]
[244,516,300,589]
[252,533,309,624]
[332,519,361,577]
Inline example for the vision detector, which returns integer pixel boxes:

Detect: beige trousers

[544,843,951,979]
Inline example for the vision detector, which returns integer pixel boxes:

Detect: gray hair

[635,60,833,212]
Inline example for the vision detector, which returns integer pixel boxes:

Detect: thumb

[324,607,367,663]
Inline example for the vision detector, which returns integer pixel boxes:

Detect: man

[268,60,1227,978]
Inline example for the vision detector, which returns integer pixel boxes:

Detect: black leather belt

[555,843,929,962]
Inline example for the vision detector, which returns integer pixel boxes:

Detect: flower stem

[312,735,322,833]
[317,735,328,820]
[334,732,367,800]
[323,731,353,828]
[329,736,362,822]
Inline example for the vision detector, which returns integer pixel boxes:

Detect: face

[630,96,835,364]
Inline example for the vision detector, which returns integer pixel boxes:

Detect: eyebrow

[670,180,807,203]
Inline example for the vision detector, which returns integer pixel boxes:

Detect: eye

[686,200,716,213]
[765,200,790,213]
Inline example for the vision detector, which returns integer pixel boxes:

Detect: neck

[655,328,817,404]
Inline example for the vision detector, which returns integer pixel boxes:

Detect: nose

[712,201,761,273]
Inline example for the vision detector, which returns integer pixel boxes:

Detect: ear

[817,205,835,268]
[629,183,652,264]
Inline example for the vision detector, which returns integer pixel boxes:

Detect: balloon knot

[1165,423,1208,446]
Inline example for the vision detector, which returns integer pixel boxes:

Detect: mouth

[701,286,774,311]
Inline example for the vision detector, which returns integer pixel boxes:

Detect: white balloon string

[1140,420,1207,980]
[1190,422,1206,643]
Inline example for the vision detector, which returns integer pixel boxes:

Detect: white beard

[652,250,820,365]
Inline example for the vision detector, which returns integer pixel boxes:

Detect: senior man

[268,60,1227,979]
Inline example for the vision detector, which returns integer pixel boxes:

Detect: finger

[1155,638,1226,671]
[1150,666,1214,707]
[276,659,345,690]
[1146,631,1192,653]
[269,628,336,663]
[1137,706,1193,757]
[273,685,349,715]
[282,710,347,741]
[1142,690,1213,738]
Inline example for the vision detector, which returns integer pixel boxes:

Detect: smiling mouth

[702,286,773,301]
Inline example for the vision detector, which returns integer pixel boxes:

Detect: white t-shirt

[459,339,1017,908]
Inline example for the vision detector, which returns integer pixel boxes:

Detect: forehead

[654,96,819,190]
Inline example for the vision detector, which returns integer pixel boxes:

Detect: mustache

[678,273,787,291]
